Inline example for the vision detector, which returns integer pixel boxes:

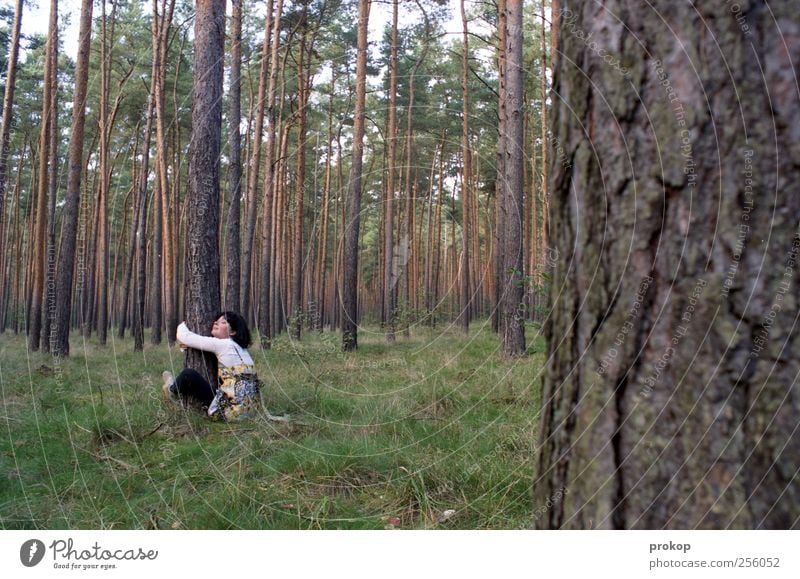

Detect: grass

[0,319,546,529]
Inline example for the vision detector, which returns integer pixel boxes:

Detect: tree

[257,0,285,346]
[242,0,274,326]
[27,0,57,352]
[224,0,243,312]
[341,0,370,351]
[54,0,95,357]
[499,0,525,356]
[382,0,399,342]
[457,0,471,333]
[0,0,23,325]
[153,0,177,344]
[133,62,158,352]
[183,0,224,380]
[534,0,800,528]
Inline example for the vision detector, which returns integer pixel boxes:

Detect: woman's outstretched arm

[176,322,227,355]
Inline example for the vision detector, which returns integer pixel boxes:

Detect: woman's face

[211,316,235,339]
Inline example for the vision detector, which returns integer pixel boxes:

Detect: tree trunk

[500,0,525,356]
[153,0,177,344]
[0,0,23,324]
[534,0,800,529]
[3,141,25,332]
[492,0,507,335]
[96,0,113,345]
[242,0,274,324]
[224,0,243,312]
[538,0,550,280]
[291,5,310,340]
[314,71,336,331]
[382,0,399,342]
[42,26,59,353]
[257,0,284,346]
[28,0,57,352]
[184,0,224,381]
[458,0,471,334]
[342,0,370,351]
[53,0,95,356]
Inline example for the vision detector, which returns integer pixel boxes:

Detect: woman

[162,311,260,421]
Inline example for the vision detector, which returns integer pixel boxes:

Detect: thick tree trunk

[184,0,224,380]
[54,0,94,356]
[534,0,800,529]
[342,0,370,351]
[500,0,525,356]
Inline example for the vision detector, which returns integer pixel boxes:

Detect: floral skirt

[208,364,260,421]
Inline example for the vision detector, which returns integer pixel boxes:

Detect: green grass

[0,320,546,529]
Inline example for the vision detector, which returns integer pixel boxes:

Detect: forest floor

[0,320,545,529]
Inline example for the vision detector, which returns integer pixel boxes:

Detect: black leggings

[174,368,216,407]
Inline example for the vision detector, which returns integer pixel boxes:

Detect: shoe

[162,371,177,400]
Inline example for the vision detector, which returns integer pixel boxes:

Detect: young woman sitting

[162,311,260,421]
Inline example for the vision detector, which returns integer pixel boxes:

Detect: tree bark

[53,0,94,357]
[492,0,507,335]
[224,0,243,312]
[154,0,177,344]
[458,0,471,334]
[133,70,156,351]
[0,0,23,323]
[534,0,800,529]
[500,0,525,356]
[184,0,224,380]
[291,3,310,340]
[342,0,370,351]
[259,0,286,345]
[383,0,399,342]
[28,0,57,352]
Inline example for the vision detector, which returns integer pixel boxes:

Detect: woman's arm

[176,322,227,355]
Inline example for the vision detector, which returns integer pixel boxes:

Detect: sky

[21,0,467,61]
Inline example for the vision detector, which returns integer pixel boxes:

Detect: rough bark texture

[534,0,800,529]
[53,0,93,356]
[184,0,224,380]
[500,0,525,356]
[342,0,370,351]
[224,0,243,312]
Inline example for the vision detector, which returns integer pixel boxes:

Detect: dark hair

[213,311,252,349]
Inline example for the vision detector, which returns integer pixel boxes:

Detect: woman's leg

[174,369,215,407]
